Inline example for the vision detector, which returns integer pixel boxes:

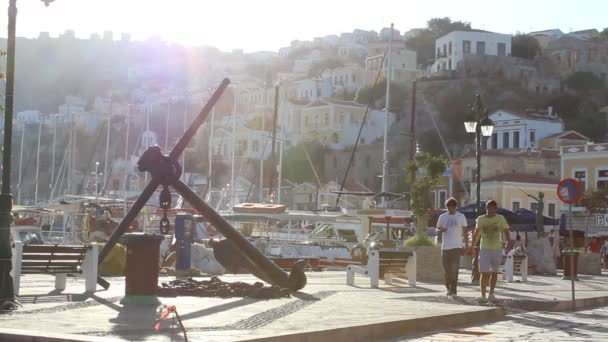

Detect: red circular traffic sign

[557,178,583,204]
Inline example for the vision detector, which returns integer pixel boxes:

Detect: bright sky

[0,0,606,52]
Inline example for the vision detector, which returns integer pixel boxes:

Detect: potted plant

[403,153,447,283]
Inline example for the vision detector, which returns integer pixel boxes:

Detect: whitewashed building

[283,98,394,150]
[433,30,512,72]
[485,108,563,151]
[211,116,271,161]
[366,41,418,83]
[326,64,365,96]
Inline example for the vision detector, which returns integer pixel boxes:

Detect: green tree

[547,94,606,141]
[405,153,447,246]
[581,188,608,216]
[418,129,445,156]
[546,93,582,118]
[565,72,604,92]
[580,187,608,245]
[282,142,327,183]
[405,17,472,66]
[569,101,607,142]
[594,27,608,41]
[511,34,541,59]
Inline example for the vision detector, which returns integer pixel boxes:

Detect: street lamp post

[464,94,494,217]
[1,0,55,310]
[464,94,493,285]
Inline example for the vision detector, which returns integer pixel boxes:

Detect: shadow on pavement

[178,297,258,321]
[509,311,608,338]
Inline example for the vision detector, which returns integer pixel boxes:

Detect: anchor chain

[137,145,182,234]
[159,185,172,234]
[158,276,291,299]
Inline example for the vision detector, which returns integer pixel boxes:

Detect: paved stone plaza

[0,269,607,341]
[397,306,608,341]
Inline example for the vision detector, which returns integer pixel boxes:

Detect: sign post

[557,178,583,311]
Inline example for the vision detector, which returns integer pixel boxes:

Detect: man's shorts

[479,249,502,273]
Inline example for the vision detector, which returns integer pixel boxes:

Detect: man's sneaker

[477,296,488,304]
[488,293,497,301]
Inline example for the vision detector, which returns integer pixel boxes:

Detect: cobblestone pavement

[391,306,608,341]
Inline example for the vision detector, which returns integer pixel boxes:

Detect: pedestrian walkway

[0,270,606,341]
[394,306,608,341]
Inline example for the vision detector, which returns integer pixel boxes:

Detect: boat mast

[50,114,57,201]
[17,121,24,205]
[269,85,279,202]
[381,23,393,208]
[67,103,72,195]
[230,85,237,208]
[165,98,170,151]
[206,105,215,202]
[260,89,265,203]
[277,92,285,205]
[182,95,188,183]
[123,104,131,213]
[34,119,42,205]
[103,96,112,193]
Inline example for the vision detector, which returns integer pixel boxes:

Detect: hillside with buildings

[3,19,608,229]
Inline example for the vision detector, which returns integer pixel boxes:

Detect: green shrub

[404,235,435,247]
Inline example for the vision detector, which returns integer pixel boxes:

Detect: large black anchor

[96,79,307,292]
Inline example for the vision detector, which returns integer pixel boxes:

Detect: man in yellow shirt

[473,200,510,302]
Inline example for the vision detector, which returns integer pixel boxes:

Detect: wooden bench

[346,250,416,288]
[501,253,528,282]
[11,241,98,295]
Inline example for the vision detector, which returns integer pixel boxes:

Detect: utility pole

[381,23,393,208]
[2,0,19,307]
[268,85,279,202]
[409,81,417,162]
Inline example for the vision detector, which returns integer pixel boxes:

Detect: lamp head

[464,112,477,133]
[480,116,494,137]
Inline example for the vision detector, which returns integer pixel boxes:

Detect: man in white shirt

[436,197,468,296]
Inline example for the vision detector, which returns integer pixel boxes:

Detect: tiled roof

[302,98,365,108]
[482,173,558,184]
[570,29,598,34]
[541,130,589,141]
[287,98,310,106]
[324,99,365,107]
[344,178,372,193]
[459,149,560,159]
[306,100,329,108]
[496,109,562,122]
